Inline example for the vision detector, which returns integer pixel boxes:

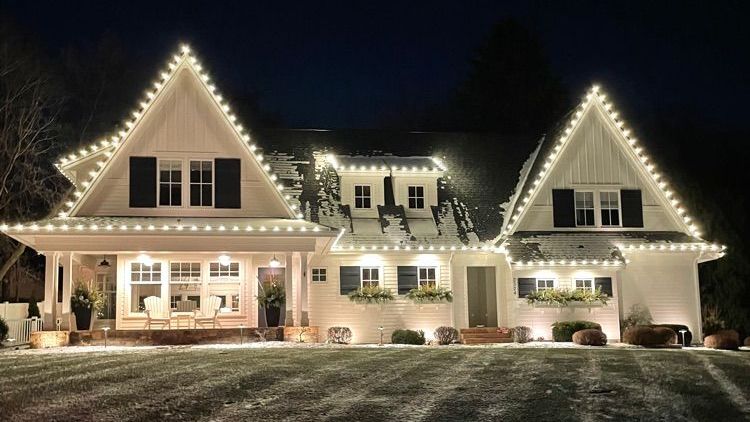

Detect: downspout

[448,251,455,328]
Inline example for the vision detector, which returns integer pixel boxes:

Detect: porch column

[292,252,303,327]
[284,252,294,325]
[301,252,310,326]
[42,252,60,329]
[60,253,74,330]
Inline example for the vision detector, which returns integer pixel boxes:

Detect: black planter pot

[265,306,281,327]
[73,307,92,331]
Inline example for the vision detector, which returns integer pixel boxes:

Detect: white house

[1,45,725,343]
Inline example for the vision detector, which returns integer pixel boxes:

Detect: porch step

[460,328,513,345]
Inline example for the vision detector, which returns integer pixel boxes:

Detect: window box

[524,288,609,307]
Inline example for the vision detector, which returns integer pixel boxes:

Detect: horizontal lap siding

[310,254,452,343]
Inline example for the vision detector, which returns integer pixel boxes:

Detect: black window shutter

[397,266,418,294]
[621,189,643,227]
[340,266,361,295]
[215,158,241,209]
[129,156,157,207]
[552,189,576,227]
[517,278,536,298]
[595,277,613,297]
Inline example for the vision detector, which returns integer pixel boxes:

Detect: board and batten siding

[309,253,452,343]
[75,67,290,218]
[516,105,680,232]
[509,267,621,341]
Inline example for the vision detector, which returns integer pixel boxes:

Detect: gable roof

[497,85,702,241]
[54,44,302,220]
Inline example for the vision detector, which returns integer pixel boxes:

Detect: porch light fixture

[137,254,153,267]
[218,254,232,267]
[97,255,111,269]
[269,254,281,268]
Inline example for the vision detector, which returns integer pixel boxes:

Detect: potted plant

[70,279,103,331]
[257,275,286,327]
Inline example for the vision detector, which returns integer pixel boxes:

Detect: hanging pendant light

[98,255,111,269]
[269,254,281,268]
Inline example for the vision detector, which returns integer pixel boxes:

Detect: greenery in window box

[406,285,453,303]
[348,285,394,304]
[525,288,608,306]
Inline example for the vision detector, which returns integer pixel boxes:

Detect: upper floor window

[418,267,436,288]
[158,160,182,206]
[536,279,555,291]
[408,185,425,209]
[575,191,595,227]
[361,267,379,287]
[354,185,372,209]
[575,278,593,292]
[600,191,621,226]
[190,160,213,207]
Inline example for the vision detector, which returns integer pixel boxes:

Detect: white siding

[75,67,291,218]
[508,267,622,341]
[619,251,702,340]
[309,253,452,343]
[516,105,680,232]
[339,174,385,219]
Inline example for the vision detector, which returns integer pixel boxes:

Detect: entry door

[467,267,498,327]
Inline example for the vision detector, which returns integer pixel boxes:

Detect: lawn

[1,346,749,421]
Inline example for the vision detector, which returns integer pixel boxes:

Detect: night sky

[4,0,749,131]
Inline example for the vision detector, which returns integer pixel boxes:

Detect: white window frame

[169,261,202,283]
[128,261,163,314]
[354,184,372,209]
[574,190,595,227]
[311,267,327,283]
[574,278,594,292]
[189,159,214,208]
[158,159,183,207]
[407,185,425,209]
[361,266,380,288]
[209,261,241,282]
[599,190,622,227]
[417,266,437,288]
[536,278,555,291]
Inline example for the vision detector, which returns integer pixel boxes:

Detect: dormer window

[190,160,213,207]
[408,185,425,209]
[158,160,182,206]
[600,191,621,226]
[575,191,595,227]
[354,185,372,209]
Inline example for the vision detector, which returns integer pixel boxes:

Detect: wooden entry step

[460,327,513,345]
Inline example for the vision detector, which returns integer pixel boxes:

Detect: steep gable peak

[54,44,302,220]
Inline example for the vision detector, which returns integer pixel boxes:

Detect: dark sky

[3,0,749,130]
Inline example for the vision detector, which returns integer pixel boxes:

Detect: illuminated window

[129,262,162,312]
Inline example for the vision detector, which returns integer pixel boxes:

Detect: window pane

[363,198,371,208]
[601,210,610,226]
[362,185,370,196]
[611,210,620,226]
[202,167,212,183]
[170,284,201,311]
[190,162,201,183]
[171,185,181,205]
[130,284,161,312]
[202,185,212,206]
[190,185,200,206]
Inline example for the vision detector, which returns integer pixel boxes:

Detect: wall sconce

[137,254,153,267]
[218,254,231,267]
[269,254,281,268]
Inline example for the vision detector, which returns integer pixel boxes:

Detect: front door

[467,267,497,327]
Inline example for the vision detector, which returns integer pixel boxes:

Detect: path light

[679,329,688,347]
[102,327,110,348]
[378,326,385,346]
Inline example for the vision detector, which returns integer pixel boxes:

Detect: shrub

[623,326,677,346]
[327,327,353,344]
[391,329,426,345]
[406,285,453,303]
[27,297,41,319]
[434,326,459,345]
[0,317,8,343]
[622,304,653,331]
[648,324,691,345]
[512,326,532,343]
[702,305,725,335]
[526,288,608,306]
[744,336,750,347]
[704,329,740,350]
[572,329,607,346]
[551,321,601,342]
[348,285,394,304]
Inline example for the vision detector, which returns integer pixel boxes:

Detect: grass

[1,346,749,421]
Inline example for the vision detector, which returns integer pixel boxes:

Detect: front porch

[68,326,319,346]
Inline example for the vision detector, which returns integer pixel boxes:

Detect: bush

[623,326,677,346]
[434,326,459,345]
[0,317,8,343]
[622,304,653,331]
[704,329,740,350]
[391,329,426,345]
[27,297,41,319]
[327,326,353,344]
[551,321,601,342]
[648,324,691,345]
[745,336,750,347]
[572,329,607,346]
[512,326,532,343]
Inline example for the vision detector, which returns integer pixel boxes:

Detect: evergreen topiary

[551,320,601,342]
[27,297,40,319]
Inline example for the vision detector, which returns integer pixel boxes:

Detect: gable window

[408,185,425,209]
[536,279,555,291]
[418,267,437,288]
[575,278,594,292]
[354,185,371,209]
[190,160,213,207]
[311,268,327,283]
[575,191,595,227]
[158,160,182,206]
[600,191,621,226]
[361,267,380,288]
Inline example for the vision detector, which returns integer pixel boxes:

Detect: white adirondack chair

[194,295,222,329]
[144,296,171,329]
